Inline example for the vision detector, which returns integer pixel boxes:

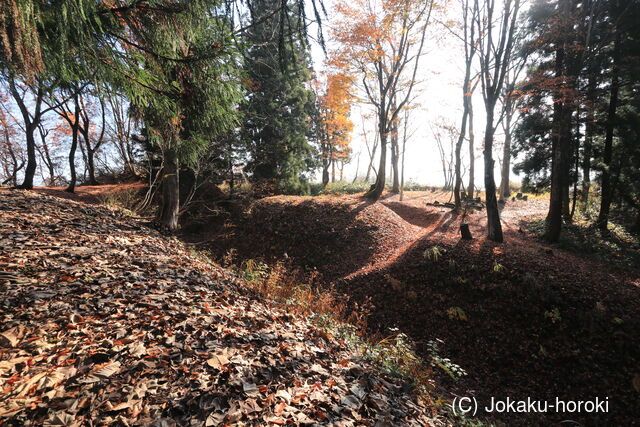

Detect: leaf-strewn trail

[0,190,439,426]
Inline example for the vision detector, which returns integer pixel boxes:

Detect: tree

[50,89,82,192]
[431,119,457,190]
[131,2,243,230]
[596,0,622,232]
[106,93,137,176]
[241,0,318,195]
[332,0,434,200]
[77,93,107,185]
[0,94,24,186]
[498,65,526,202]
[3,75,66,189]
[318,72,354,187]
[453,0,478,208]
[476,0,522,242]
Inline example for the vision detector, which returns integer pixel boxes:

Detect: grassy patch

[310,181,371,195]
[95,187,145,214]
[525,217,640,268]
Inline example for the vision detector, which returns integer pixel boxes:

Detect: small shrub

[447,306,468,321]
[424,245,443,262]
[426,340,467,380]
[544,308,562,323]
[492,262,506,273]
[312,180,371,196]
[96,187,143,213]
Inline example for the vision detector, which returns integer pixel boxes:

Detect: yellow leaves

[319,71,355,159]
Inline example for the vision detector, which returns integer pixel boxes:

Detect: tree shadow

[335,229,640,425]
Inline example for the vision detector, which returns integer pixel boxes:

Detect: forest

[1,0,639,425]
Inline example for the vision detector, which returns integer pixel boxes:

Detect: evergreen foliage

[240,0,318,195]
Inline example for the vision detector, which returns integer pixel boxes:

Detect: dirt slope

[196,191,640,425]
[0,190,440,426]
[192,194,446,281]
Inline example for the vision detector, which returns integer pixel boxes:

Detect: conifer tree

[241,0,318,195]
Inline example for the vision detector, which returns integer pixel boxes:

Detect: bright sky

[309,0,522,188]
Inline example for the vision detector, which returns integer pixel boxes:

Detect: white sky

[308,0,522,188]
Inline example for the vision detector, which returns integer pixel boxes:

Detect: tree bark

[545,39,568,242]
[65,95,81,193]
[158,150,180,231]
[483,109,503,242]
[597,25,621,232]
[8,77,42,190]
[581,80,595,209]
[467,98,475,198]
[454,109,468,208]
[322,156,330,187]
[499,112,512,202]
[561,106,574,222]
[365,134,378,183]
[390,108,400,193]
[366,116,387,200]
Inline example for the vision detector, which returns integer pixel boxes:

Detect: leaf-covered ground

[196,191,640,425]
[0,190,441,426]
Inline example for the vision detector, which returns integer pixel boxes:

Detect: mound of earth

[195,194,444,281]
[0,190,441,426]
[191,190,640,424]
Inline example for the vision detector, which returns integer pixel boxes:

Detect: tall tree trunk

[158,150,180,231]
[570,131,580,220]
[8,76,42,190]
[400,112,408,202]
[65,95,81,193]
[366,113,387,200]
[467,99,475,198]
[597,27,621,232]
[561,106,574,221]
[352,151,361,183]
[545,41,568,242]
[85,142,98,185]
[454,109,468,208]
[582,78,595,208]
[19,127,38,189]
[331,159,335,183]
[499,112,512,202]
[322,156,330,187]
[498,101,513,201]
[390,110,400,193]
[483,108,503,242]
[364,132,378,183]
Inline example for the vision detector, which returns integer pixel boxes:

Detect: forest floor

[184,189,640,425]
[0,189,442,426]
[14,184,640,425]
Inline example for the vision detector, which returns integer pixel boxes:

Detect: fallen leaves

[0,190,439,426]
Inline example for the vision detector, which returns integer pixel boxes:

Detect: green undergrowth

[213,253,472,420]
[525,217,640,269]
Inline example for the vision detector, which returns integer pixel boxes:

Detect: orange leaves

[319,72,355,161]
